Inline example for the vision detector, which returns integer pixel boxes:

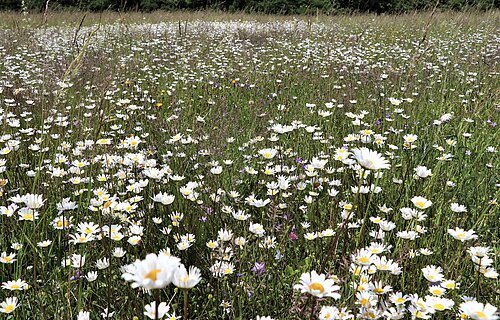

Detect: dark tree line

[1,0,498,13]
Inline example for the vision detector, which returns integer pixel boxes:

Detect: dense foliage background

[1,0,498,13]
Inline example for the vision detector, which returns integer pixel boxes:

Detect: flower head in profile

[448,227,478,242]
[21,193,45,209]
[144,301,170,319]
[319,305,354,320]
[152,193,175,205]
[249,222,266,236]
[450,203,467,213]
[351,148,390,170]
[425,296,454,312]
[77,311,90,320]
[1,279,29,291]
[414,166,432,178]
[0,252,16,264]
[172,265,202,289]
[422,265,444,282]
[122,253,181,290]
[294,270,341,299]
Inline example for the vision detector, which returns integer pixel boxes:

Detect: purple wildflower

[251,262,266,276]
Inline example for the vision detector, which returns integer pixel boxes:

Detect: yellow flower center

[10,284,20,289]
[358,257,370,264]
[415,201,425,208]
[474,311,487,319]
[374,287,384,294]
[431,289,442,295]
[103,201,113,209]
[395,298,405,304]
[308,282,325,293]
[145,269,161,282]
[4,305,14,313]
[433,303,445,311]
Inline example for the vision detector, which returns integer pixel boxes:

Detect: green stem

[358,169,379,247]
[183,289,189,320]
[476,258,481,299]
[155,290,160,320]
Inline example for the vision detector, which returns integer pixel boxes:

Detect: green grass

[0,10,498,320]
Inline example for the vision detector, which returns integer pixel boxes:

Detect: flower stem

[358,172,380,246]
[309,297,315,320]
[183,289,189,320]
[476,258,481,299]
[155,290,160,320]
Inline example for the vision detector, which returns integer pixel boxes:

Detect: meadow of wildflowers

[0,11,498,320]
